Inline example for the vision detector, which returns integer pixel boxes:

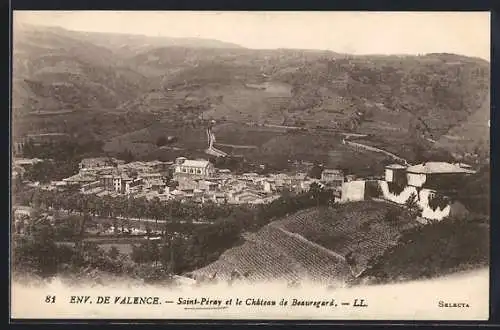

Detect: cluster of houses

[169,157,347,204]
[13,153,478,222]
[17,156,346,206]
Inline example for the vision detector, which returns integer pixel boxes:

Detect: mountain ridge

[12,24,490,160]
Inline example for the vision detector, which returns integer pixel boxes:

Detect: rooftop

[406,162,476,174]
[139,172,162,177]
[82,187,105,195]
[63,174,97,182]
[149,179,166,186]
[80,157,111,164]
[81,166,116,172]
[14,206,35,212]
[180,160,211,168]
[385,164,407,170]
[14,158,45,166]
[82,180,101,186]
[322,169,343,174]
[96,190,111,197]
[119,161,150,169]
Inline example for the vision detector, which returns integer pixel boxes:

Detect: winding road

[261,123,410,165]
[342,138,410,166]
[205,120,410,165]
[205,126,228,157]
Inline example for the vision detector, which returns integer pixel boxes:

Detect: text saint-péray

[177,298,277,306]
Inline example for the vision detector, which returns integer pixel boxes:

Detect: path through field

[272,225,346,262]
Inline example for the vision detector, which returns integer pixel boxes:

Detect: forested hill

[13,24,490,157]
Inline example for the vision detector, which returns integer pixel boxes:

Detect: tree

[405,192,422,218]
[119,149,135,163]
[308,163,323,179]
[53,215,80,239]
[149,197,164,232]
[13,221,63,277]
[345,251,357,268]
[156,136,168,147]
[107,246,120,260]
[309,183,323,207]
[131,241,159,264]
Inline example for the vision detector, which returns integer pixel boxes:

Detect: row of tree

[14,182,337,278]
[21,160,80,184]
[17,187,236,227]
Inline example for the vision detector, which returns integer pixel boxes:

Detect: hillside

[435,88,490,159]
[12,26,160,143]
[355,215,489,285]
[188,200,489,286]
[188,201,418,284]
[12,24,490,160]
[102,121,395,176]
[73,30,244,57]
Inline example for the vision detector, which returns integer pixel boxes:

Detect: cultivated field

[212,123,286,147]
[103,121,208,158]
[189,201,417,283]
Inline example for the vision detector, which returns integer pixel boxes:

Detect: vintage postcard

[10,11,490,321]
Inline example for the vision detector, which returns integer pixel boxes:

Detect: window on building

[190,169,194,174]
[182,168,187,173]
[197,169,201,174]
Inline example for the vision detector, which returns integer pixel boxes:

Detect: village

[13,155,342,207]
[13,151,477,231]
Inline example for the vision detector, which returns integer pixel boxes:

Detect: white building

[63,173,98,186]
[14,158,44,167]
[321,169,344,186]
[229,190,265,204]
[13,206,35,219]
[405,162,476,188]
[340,180,366,202]
[384,164,407,183]
[139,172,163,184]
[378,161,476,221]
[174,157,215,177]
[262,180,272,193]
[79,157,114,170]
[80,180,102,193]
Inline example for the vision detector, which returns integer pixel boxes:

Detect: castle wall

[378,181,451,221]
[340,180,366,202]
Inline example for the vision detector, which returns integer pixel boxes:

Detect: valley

[11,22,491,290]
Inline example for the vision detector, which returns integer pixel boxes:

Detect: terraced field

[190,225,352,283]
[188,201,416,283]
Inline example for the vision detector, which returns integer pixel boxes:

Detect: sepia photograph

[10,11,490,320]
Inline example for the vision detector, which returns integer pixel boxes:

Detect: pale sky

[14,11,491,61]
